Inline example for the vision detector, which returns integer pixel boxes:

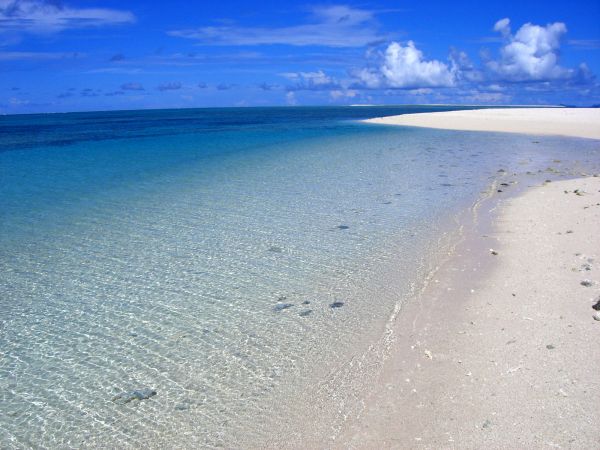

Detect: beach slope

[364,108,600,139]
[337,175,600,448]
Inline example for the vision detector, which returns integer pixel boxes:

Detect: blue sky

[1,0,599,113]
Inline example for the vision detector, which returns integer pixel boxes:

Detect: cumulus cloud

[168,5,387,48]
[157,82,182,91]
[121,82,144,91]
[356,41,456,89]
[449,49,483,83]
[0,0,135,33]
[272,18,597,102]
[486,18,571,81]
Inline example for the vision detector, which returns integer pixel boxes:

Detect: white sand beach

[329,109,600,448]
[365,108,600,140]
[335,175,600,448]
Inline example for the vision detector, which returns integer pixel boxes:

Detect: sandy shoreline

[326,108,600,448]
[332,174,600,449]
[252,108,600,449]
[364,108,600,140]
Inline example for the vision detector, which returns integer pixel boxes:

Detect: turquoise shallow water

[1,107,599,448]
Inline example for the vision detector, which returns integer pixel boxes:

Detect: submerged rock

[337,225,350,230]
[268,246,283,253]
[174,403,190,411]
[274,303,294,312]
[112,388,157,404]
[302,300,311,305]
[330,301,344,308]
[299,310,313,317]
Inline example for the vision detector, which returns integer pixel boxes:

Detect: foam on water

[1,107,599,448]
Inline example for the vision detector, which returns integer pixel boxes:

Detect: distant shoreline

[364,107,600,140]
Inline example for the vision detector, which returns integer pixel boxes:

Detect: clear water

[1,106,599,448]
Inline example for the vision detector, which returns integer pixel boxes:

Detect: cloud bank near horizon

[1,3,599,113]
[277,16,597,105]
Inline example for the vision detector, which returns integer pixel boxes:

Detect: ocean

[1,106,599,448]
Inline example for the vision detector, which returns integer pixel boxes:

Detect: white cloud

[168,5,387,48]
[355,67,381,88]
[0,0,135,33]
[285,91,297,105]
[461,90,510,104]
[449,49,483,83]
[357,41,456,89]
[408,88,432,95]
[493,18,511,37]
[281,70,338,90]
[487,18,570,81]
[329,89,357,100]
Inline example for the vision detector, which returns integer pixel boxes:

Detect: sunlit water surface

[1,107,599,448]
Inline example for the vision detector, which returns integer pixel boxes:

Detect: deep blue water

[0,105,484,151]
[1,106,599,448]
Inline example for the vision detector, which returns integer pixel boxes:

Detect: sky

[1,0,599,113]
